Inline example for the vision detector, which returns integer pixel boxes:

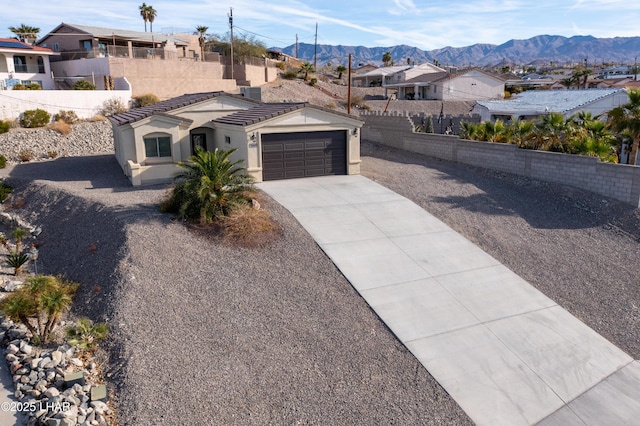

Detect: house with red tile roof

[0,38,56,90]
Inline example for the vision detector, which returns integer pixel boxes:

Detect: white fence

[0,78,132,121]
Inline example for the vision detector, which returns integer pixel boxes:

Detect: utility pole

[313,22,318,71]
[295,34,298,58]
[229,7,234,81]
[347,54,352,115]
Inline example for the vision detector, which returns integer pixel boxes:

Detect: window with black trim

[144,135,171,158]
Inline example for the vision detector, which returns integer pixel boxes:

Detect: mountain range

[273,35,640,68]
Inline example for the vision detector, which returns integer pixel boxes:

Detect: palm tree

[608,87,640,165]
[148,5,157,32]
[8,24,40,42]
[335,65,346,79]
[163,148,254,224]
[382,51,392,67]
[195,26,209,61]
[139,3,150,32]
[298,62,315,81]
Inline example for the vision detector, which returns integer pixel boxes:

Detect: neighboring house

[37,23,199,61]
[352,64,378,75]
[0,38,56,90]
[35,23,277,98]
[108,92,363,186]
[391,69,506,101]
[473,88,629,122]
[351,64,412,88]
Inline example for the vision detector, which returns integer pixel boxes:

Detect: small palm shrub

[53,110,78,124]
[133,93,160,107]
[20,109,51,128]
[6,251,28,275]
[66,317,109,352]
[71,79,96,90]
[0,275,78,345]
[100,98,128,116]
[0,120,10,134]
[161,147,255,224]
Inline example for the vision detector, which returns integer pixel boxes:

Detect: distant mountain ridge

[272,35,640,67]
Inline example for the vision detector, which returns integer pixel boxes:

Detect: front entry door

[191,133,206,154]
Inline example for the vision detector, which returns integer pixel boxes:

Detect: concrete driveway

[259,175,640,426]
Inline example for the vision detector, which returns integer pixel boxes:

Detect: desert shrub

[0,121,9,134]
[133,93,160,107]
[88,115,107,122]
[20,108,51,128]
[47,120,72,136]
[11,84,26,90]
[349,95,370,111]
[18,149,34,162]
[0,181,12,200]
[4,119,19,129]
[66,317,109,352]
[71,79,96,90]
[282,70,298,80]
[53,110,78,124]
[324,102,337,110]
[219,202,282,247]
[25,83,41,90]
[47,151,58,159]
[5,251,28,275]
[309,77,318,86]
[100,98,128,116]
[275,61,285,70]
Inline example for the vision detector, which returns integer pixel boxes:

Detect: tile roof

[475,88,627,113]
[213,102,363,126]
[108,92,223,126]
[213,103,307,126]
[0,38,54,54]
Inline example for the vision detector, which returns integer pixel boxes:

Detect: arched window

[37,57,45,74]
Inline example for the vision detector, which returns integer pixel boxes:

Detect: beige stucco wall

[433,72,504,101]
[114,100,363,185]
[106,57,237,98]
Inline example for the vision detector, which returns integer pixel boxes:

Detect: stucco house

[108,92,363,186]
[472,88,629,122]
[386,69,506,101]
[0,38,56,90]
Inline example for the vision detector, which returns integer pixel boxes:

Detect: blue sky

[3,0,638,50]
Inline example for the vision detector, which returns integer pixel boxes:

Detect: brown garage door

[261,131,347,180]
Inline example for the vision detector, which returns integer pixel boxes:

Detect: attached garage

[261,131,347,180]
[109,92,363,186]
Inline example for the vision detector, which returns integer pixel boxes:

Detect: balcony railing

[13,64,45,74]
[50,46,222,63]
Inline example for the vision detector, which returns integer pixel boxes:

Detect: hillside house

[0,38,56,90]
[389,69,506,101]
[108,92,363,186]
[36,23,277,98]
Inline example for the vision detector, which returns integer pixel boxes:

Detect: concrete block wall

[361,114,640,207]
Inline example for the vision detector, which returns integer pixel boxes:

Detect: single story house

[108,92,363,185]
[472,88,629,122]
[0,38,56,90]
[388,69,506,101]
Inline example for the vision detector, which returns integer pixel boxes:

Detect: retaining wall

[361,112,640,208]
